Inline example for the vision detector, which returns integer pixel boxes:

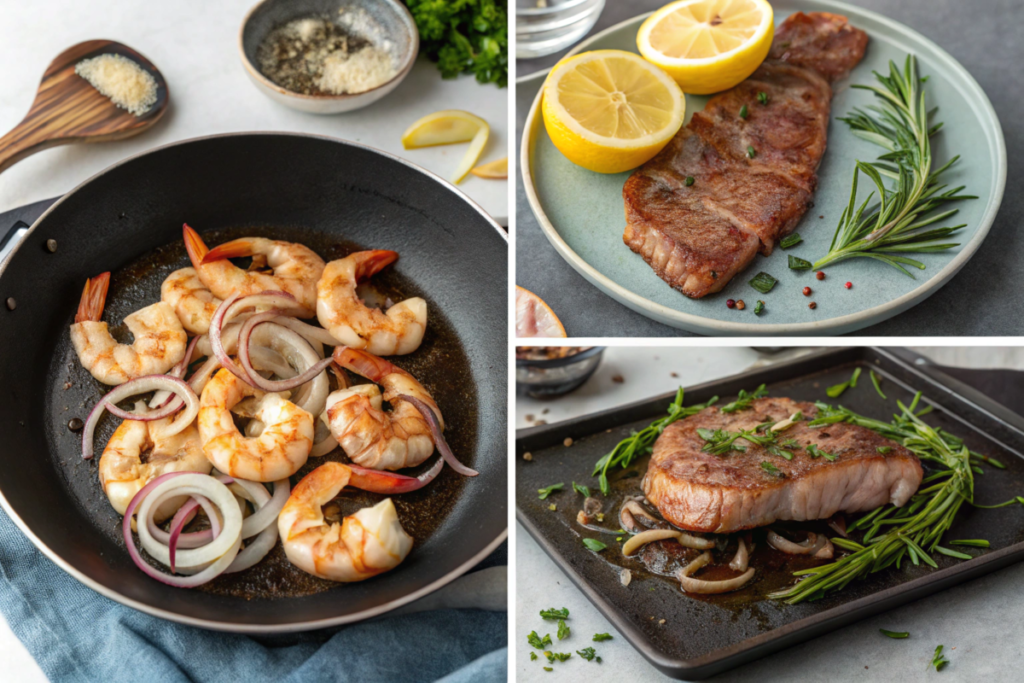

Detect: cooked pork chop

[622,12,869,298]
[643,397,923,533]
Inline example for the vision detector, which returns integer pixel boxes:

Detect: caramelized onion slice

[677,551,755,594]
[767,529,832,558]
[729,537,750,572]
[622,529,681,556]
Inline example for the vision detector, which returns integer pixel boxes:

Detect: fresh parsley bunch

[405,0,508,87]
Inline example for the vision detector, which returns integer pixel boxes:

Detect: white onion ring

[137,474,243,570]
[622,529,681,556]
[677,552,756,594]
[150,335,202,409]
[214,476,288,573]
[620,500,657,532]
[238,314,333,392]
[271,316,337,351]
[729,538,750,572]
[310,414,337,456]
[767,530,830,557]
[82,375,198,459]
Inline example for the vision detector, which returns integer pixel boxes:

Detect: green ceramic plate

[520,0,1006,336]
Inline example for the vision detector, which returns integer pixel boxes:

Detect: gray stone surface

[515,0,1024,337]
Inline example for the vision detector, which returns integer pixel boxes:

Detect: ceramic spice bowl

[239,0,418,114]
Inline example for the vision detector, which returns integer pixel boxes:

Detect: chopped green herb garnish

[583,538,608,552]
[747,145,757,159]
[538,483,563,500]
[530,652,538,661]
[543,667,552,672]
[870,369,887,399]
[932,645,950,671]
[757,91,769,105]
[780,233,803,249]
[739,104,749,119]
[749,272,777,294]
[527,631,552,649]
[877,446,893,454]
[572,481,591,498]
[722,384,768,413]
[921,75,930,83]
[949,539,990,548]
[788,255,813,270]
[761,461,784,477]
[540,607,569,620]
[592,388,718,495]
[826,368,862,398]
[577,647,598,661]
[806,444,836,461]
[557,619,571,640]
[593,633,613,642]
[545,651,572,663]
[754,300,765,315]
[880,629,909,639]
[935,546,972,560]
[685,176,695,186]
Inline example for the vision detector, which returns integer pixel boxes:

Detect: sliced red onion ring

[348,458,444,494]
[168,496,207,573]
[237,314,332,392]
[209,292,259,387]
[399,394,478,477]
[82,375,199,459]
[271,316,338,351]
[150,335,202,410]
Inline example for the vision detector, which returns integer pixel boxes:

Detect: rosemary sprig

[592,388,718,495]
[814,55,976,275]
[771,393,1020,604]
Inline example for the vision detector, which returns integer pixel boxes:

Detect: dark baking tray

[516,347,1024,679]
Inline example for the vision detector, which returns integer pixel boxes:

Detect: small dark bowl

[516,347,605,398]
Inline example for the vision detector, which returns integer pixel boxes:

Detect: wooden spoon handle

[0,120,72,175]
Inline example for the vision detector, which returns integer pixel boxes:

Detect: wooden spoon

[0,40,169,175]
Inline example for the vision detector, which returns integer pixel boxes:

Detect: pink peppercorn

[726,299,736,309]
[802,286,812,296]
[845,282,852,289]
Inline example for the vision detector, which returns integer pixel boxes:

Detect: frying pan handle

[0,219,29,267]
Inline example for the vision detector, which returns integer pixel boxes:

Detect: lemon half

[637,0,774,94]
[515,286,567,338]
[542,50,686,174]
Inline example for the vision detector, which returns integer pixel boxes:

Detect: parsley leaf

[527,631,552,649]
[557,619,570,640]
[538,483,563,500]
[583,538,608,552]
[572,481,591,497]
[577,647,598,661]
[539,607,569,620]
[405,0,508,86]
[593,633,613,642]
[806,444,836,461]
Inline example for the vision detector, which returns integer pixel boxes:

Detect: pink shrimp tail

[332,347,411,382]
[201,237,257,264]
[352,250,398,282]
[75,272,110,323]
[182,224,209,270]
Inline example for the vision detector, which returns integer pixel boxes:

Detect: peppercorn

[815,271,825,280]
[809,302,817,309]
[736,300,746,310]
[802,286,812,296]
[845,282,853,289]
[726,299,736,309]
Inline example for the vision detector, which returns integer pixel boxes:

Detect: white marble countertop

[0,0,508,224]
[516,346,1024,682]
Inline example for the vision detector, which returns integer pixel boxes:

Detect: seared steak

[622,12,869,298]
[643,397,922,533]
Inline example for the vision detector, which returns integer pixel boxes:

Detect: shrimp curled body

[316,250,426,356]
[70,272,187,385]
[326,348,442,471]
[278,462,412,582]
[99,416,211,519]
[198,369,314,482]
[161,267,221,334]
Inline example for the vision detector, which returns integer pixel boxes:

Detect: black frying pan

[0,133,507,631]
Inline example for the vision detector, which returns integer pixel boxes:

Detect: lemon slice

[542,50,685,174]
[637,0,774,95]
[516,286,567,338]
[471,157,508,179]
[401,110,490,184]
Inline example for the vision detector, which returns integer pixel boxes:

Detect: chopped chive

[879,629,909,639]
[749,271,777,293]
[876,446,893,454]
[932,645,949,671]
[543,667,553,672]
[538,483,563,500]
[685,176,695,186]
[754,300,765,315]
[739,104,749,119]
[593,633,613,641]
[761,461,784,477]
[583,538,608,552]
[788,255,813,270]
[757,91,769,105]
[870,370,887,399]
[780,233,803,249]
[806,444,836,461]
[747,145,757,159]
[949,539,990,548]
[826,368,861,398]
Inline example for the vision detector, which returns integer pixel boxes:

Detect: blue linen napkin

[0,508,507,683]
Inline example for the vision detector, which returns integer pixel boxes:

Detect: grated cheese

[75,54,157,116]
[318,46,397,95]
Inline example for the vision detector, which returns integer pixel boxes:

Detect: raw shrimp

[278,462,412,582]
[326,347,442,471]
[70,272,188,385]
[198,368,314,481]
[184,225,324,317]
[161,267,221,334]
[316,250,426,356]
[99,415,211,519]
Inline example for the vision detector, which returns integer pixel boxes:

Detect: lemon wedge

[516,286,567,338]
[542,50,685,174]
[637,0,774,94]
[471,157,508,179]
[401,110,489,184]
